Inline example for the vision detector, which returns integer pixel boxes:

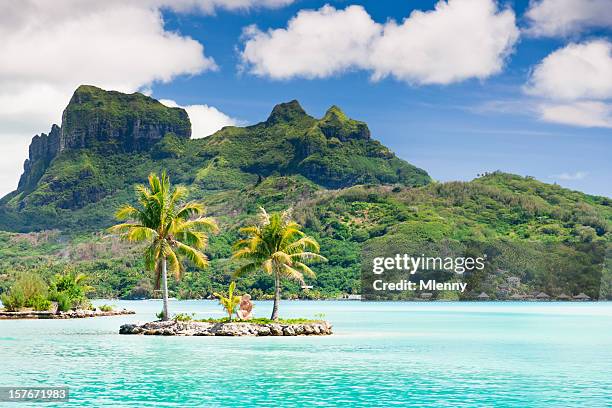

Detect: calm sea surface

[1,300,610,407]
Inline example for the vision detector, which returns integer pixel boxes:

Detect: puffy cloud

[241,5,381,79]
[526,40,612,101]
[524,0,612,37]
[538,102,612,128]
[368,0,518,84]
[525,40,612,128]
[0,0,293,197]
[240,0,519,85]
[160,100,241,138]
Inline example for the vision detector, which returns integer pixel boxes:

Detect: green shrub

[49,271,92,311]
[173,313,194,322]
[56,293,73,312]
[98,304,114,312]
[1,288,26,312]
[17,273,48,307]
[0,272,50,311]
[30,294,52,311]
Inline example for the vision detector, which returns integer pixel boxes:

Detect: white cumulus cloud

[369,0,519,84]
[538,102,612,128]
[240,0,519,85]
[526,40,612,101]
[240,5,381,79]
[525,40,612,128]
[160,100,241,138]
[524,0,612,37]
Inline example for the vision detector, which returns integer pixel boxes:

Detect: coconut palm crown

[109,171,218,320]
[232,207,326,320]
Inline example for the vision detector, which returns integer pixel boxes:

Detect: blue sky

[1,0,610,197]
[154,0,611,196]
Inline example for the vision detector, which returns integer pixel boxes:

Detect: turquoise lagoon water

[1,300,611,407]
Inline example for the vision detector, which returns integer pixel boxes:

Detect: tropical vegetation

[108,171,218,320]
[213,281,241,321]
[232,207,327,320]
[0,269,92,313]
[48,270,92,311]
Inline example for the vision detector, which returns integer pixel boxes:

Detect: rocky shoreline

[119,320,333,336]
[0,308,135,319]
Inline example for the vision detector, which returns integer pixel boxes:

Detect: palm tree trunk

[271,272,280,321]
[161,257,169,321]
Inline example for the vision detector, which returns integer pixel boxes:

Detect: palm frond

[233,262,261,279]
[293,262,316,278]
[170,185,189,208]
[271,251,293,265]
[176,201,206,220]
[164,247,182,279]
[281,264,305,285]
[231,247,254,260]
[285,236,319,253]
[238,226,261,236]
[175,230,207,249]
[173,217,219,234]
[290,252,327,263]
[175,242,209,269]
[115,205,140,220]
[127,226,157,242]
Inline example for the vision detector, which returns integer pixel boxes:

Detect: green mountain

[0,86,609,301]
[0,85,429,231]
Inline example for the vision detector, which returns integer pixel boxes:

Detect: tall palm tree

[109,171,218,320]
[232,207,326,320]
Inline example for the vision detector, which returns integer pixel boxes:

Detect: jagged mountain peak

[322,105,348,121]
[265,100,310,125]
[318,105,370,141]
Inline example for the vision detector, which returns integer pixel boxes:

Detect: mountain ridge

[0,86,430,231]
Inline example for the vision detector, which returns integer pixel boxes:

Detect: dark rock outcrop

[18,124,61,190]
[60,85,190,152]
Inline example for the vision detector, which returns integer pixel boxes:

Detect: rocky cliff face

[18,124,61,190]
[17,85,191,190]
[60,85,190,152]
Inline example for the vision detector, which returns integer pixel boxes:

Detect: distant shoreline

[0,308,135,320]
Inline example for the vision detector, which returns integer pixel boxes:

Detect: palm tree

[213,281,241,321]
[232,207,326,320]
[109,171,218,320]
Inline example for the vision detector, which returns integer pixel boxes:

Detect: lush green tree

[213,281,241,321]
[232,207,326,320]
[49,271,93,311]
[109,171,218,320]
[1,272,52,312]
